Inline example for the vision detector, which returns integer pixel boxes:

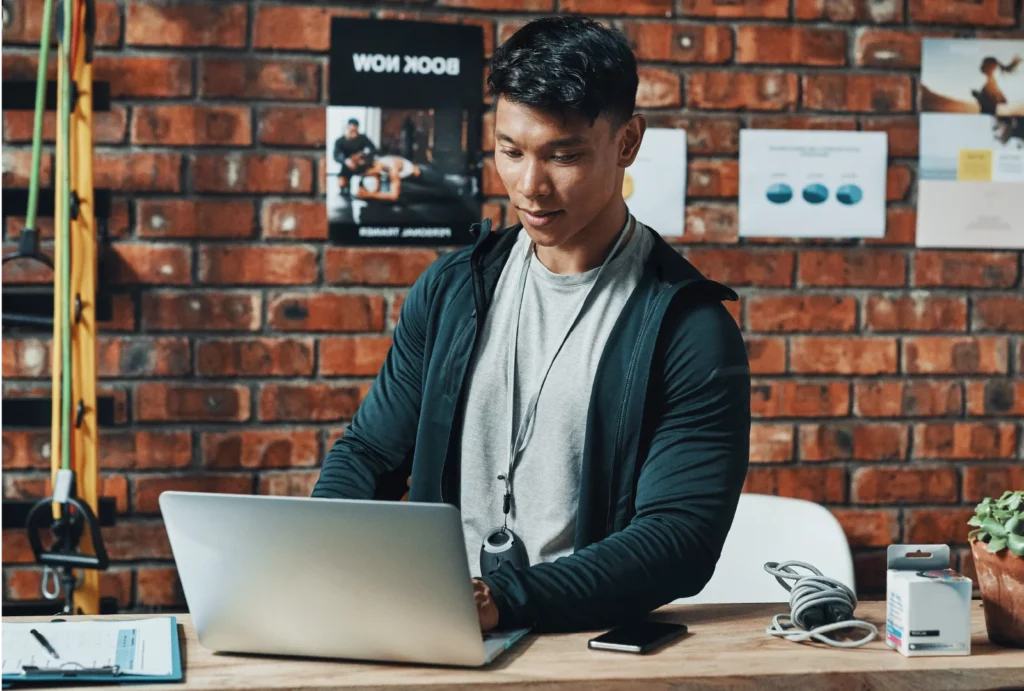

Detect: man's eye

[501,149,522,159]
[552,154,580,163]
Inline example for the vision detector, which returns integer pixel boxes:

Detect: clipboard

[2,616,183,687]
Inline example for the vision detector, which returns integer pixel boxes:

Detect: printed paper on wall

[918,38,1024,249]
[327,18,484,246]
[623,128,686,238]
[739,130,888,239]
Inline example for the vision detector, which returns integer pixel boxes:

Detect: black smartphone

[587,621,688,654]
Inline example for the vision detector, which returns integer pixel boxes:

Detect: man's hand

[472,578,499,632]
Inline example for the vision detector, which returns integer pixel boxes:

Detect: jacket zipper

[439,249,489,503]
[606,287,664,530]
[608,282,688,531]
[440,316,476,397]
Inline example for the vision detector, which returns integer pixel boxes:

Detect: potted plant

[968,490,1024,648]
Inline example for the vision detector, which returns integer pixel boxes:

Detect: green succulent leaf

[1008,533,1024,558]
[973,492,1024,554]
[982,517,1007,538]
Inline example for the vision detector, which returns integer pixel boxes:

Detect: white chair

[675,493,855,604]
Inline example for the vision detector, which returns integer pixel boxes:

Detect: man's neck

[533,201,632,276]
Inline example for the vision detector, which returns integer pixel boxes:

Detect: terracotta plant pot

[971,539,1024,648]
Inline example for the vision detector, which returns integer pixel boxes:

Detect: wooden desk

[5,602,1023,690]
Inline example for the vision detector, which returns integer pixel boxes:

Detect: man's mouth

[519,208,563,227]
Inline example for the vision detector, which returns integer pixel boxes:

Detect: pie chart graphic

[836,184,863,205]
[765,183,793,204]
[802,184,828,204]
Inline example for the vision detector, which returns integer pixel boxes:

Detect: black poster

[327,18,484,246]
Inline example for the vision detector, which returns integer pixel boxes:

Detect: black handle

[25,496,110,570]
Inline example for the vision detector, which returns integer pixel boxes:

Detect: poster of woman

[917,38,1024,249]
[921,39,1023,118]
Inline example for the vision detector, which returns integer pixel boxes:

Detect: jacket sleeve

[481,299,751,632]
[311,262,435,500]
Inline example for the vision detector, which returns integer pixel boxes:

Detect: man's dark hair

[347,118,360,127]
[487,16,638,127]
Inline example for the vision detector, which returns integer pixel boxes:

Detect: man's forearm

[481,512,717,632]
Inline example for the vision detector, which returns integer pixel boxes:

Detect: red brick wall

[3,0,1022,610]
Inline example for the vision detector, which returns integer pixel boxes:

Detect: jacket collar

[470,216,516,269]
[470,218,738,301]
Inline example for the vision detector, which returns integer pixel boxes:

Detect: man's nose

[517,159,550,200]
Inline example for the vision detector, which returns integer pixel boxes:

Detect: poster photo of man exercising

[327,18,484,245]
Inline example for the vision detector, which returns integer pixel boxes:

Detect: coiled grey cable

[764,561,878,648]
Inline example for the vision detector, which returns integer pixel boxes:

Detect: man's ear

[618,114,647,167]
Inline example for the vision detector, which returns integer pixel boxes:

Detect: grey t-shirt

[459,216,654,577]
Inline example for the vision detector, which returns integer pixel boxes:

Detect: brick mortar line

[4,418,1021,433]
[3,419,1016,433]
[4,374,1022,384]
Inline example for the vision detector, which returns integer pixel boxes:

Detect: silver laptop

[159,492,530,667]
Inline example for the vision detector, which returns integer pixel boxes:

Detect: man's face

[347,123,359,138]
[493,96,642,249]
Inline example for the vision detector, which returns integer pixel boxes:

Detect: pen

[30,629,60,659]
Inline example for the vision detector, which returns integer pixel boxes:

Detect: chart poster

[623,128,686,237]
[738,130,887,239]
[918,38,1024,249]
[327,18,483,246]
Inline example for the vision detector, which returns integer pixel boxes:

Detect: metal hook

[41,566,61,600]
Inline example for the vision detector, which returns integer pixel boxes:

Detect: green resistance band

[59,0,72,471]
[24,0,71,472]
[24,0,54,234]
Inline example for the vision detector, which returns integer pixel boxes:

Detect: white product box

[886,544,972,657]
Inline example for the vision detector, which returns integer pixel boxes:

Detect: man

[352,153,472,203]
[333,118,377,189]
[312,16,750,634]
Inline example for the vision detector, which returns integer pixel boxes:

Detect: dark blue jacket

[312,219,751,632]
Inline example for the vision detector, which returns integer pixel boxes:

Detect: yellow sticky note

[958,149,993,181]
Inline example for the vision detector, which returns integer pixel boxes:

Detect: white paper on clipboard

[2,617,173,677]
